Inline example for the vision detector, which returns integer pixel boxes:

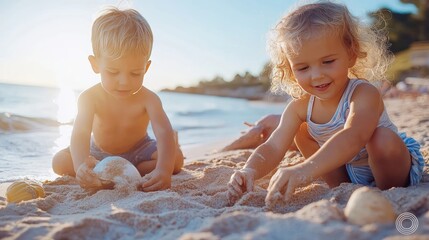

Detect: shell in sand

[344,186,396,225]
[6,179,45,203]
[93,156,142,189]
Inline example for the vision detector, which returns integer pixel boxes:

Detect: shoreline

[161,88,289,102]
[181,137,235,160]
[0,138,232,199]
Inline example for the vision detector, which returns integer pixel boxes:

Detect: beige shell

[344,186,396,225]
[6,180,45,203]
[93,156,141,189]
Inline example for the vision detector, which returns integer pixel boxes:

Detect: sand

[1,95,428,239]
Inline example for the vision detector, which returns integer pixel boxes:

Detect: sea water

[0,83,286,182]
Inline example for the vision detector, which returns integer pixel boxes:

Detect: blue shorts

[61,135,157,167]
[346,133,425,186]
[90,135,157,167]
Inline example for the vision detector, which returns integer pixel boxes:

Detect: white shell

[344,186,396,225]
[93,156,141,189]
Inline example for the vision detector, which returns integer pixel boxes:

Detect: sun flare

[52,86,76,153]
[55,86,77,124]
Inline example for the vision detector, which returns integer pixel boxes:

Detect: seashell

[6,180,45,203]
[93,156,141,189]
[344,186,396,225]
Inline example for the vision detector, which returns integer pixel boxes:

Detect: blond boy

[52,7,183,191]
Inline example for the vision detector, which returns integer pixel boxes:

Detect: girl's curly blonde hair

[267,0,393,99]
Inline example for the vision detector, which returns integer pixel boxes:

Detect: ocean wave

[175,124,224,131]
[175,108,223,117]
[0,112,63,132]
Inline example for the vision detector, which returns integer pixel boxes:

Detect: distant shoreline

[161,86,289,102]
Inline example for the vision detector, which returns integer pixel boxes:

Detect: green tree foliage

[369,1,429,53]
[258,63,272,89]
[401,0,429,40]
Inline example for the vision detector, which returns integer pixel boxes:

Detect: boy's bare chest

[94,102,148,130]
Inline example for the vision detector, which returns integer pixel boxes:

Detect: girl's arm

[244,99,305,180]
[266,84,383,203]
[298,84,382,179]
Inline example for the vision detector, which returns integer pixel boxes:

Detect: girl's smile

[313,82,332,92]
[289,32,356,103]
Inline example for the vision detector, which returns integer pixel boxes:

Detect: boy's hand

[76,156,102,190]
[227,168,256,203]
[139,168,171,191]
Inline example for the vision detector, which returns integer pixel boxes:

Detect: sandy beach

[0,95,428,239]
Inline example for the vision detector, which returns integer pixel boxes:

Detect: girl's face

[288,33,356,103]
[89,53,151,99]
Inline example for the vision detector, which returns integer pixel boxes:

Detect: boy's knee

[173,148,184,174]
[52,151,63,174]
[52,149,74,176]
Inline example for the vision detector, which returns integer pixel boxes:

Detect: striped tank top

[306,79,398,163]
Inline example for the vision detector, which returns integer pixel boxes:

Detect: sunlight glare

[52,86,76,156]
[52,124,73,154]
[54,86,77,124]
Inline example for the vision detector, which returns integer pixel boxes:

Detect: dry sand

[1,95,428,239]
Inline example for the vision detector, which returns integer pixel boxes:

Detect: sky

[0,0,417,91]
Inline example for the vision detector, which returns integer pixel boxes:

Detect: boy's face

[89,53,151,99]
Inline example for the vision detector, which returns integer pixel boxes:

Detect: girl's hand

[265,166,308,207]
[227,168,256,203]
[76,156,102,190]
[139,168,171,192]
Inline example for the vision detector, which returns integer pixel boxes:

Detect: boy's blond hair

[91,7,153,60]
[268,1,393,98]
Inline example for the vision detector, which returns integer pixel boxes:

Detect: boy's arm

[70,91,95,173]
[244,100,304,180]
[141,92,176,191]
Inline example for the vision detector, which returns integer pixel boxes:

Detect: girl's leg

[295,122,350,187]
[367,127,411,190]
